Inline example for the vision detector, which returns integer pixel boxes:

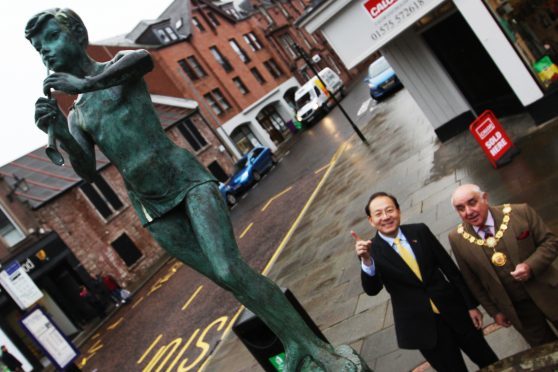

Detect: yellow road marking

[137,334,163,364]
[261,186,293,212]
[239,222,254,239]
[182,285,203,311]
[314,163,330,174]
[107,317,124,331]
[132,296,145,309]
[91,333,101,339]
[200,141,349,372]
[262,142,347,275]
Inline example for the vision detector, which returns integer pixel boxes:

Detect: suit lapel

[491,205,520,265]
[400,225,429,276]
[375,230,422,283]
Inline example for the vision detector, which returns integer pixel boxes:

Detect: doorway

[422,11,523,117]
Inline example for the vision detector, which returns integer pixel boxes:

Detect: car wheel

[253,171,261,182]
[226,193,237,206]
[271,155,278,165]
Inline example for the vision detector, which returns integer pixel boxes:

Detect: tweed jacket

[448,204,558,328]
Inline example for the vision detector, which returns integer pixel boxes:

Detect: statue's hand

[35,97,66,135]
[43,73,89,95]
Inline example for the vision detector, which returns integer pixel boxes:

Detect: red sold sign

[469,110,518,168]
[363,0,399,19]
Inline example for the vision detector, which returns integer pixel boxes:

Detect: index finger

[350,230,362,241]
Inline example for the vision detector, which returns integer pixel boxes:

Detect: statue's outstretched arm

[42,50,154,95]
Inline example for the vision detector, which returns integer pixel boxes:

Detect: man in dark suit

[352,192,497,371]
[449,184,558,347]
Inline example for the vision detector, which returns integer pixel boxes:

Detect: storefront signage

[0,261,43,310]
[20,306,78,370]
[469,110,516,168]
[363,0,444,45]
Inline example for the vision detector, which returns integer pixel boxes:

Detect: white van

[295,68,343,126]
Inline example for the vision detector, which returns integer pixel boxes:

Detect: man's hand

[494,312,512,327]
[43,72,89,95]
[351,231,372,266]
[468,308,483,329]
[510,262,532,282]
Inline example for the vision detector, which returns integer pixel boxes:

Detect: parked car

[365,56,403,100]
[295,67,343,127]
[220,147,277,205]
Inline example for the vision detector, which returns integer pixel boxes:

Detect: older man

[449,184,558,347]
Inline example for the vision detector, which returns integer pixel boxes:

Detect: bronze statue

[27,8,369,371]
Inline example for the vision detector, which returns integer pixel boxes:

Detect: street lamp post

[293,44,368,145]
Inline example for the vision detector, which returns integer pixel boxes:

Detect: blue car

[220,146,277,205]
[365,56,403,100]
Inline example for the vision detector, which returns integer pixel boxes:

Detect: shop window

[210,46,233,72]
[192,17,206,32]
[80,176,124,220]
[264,59,284,79]
[231,125,261,155]
[0,205,24,247]
[251,67,266,85]
[233,77,249,95]
[178,118,208,151]
[243,32,263,51]
[111,234,143,267]
[484,0,558,89]
[229,39,251,63]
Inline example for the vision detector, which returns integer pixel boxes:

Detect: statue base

[299,345,372,372]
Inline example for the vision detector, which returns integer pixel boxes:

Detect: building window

[155,29,171,44]
[207,12,220,27]
[251,67,266,85]
[229,39,251,63]
[279,33,298,58]
[0,206,24,247]
[204,93,222,115]
[165,27,178,41]
[80,176,124,220]
[243,32,263,51]
[263,59,284,79]
[210,46,233,72]
[192,17,206,32]
[484,0,558,90]
[177,118,208,151]
[233,77,249,94]
[111,234,143,267]
[178,56,207,80]
[212,89,231,110]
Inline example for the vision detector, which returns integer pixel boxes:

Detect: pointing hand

[351,230,373,266]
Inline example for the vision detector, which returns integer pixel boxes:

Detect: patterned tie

[394,237,440,314]
[482,225,493,239]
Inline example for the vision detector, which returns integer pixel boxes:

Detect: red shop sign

[469,110,518,168]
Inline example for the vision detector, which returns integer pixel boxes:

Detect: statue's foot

[284,344,372,372]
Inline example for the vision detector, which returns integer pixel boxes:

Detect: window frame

[0,204,25,248]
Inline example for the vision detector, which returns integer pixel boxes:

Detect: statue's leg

[179,183,367,371]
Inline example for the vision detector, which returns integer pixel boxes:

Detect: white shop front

[298,0,558,140]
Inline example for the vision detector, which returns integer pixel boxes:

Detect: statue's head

[25,8,88,48]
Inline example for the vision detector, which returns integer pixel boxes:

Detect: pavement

[202,89,558,372]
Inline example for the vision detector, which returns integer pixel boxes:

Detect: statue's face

[29,18,82,73]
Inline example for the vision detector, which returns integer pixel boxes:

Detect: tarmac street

[204,88,557,371]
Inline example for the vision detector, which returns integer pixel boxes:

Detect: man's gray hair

[450,184,483,208]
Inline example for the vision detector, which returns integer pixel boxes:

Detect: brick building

[89,0,363,158]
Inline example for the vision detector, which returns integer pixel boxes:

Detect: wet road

[76,76,380,371]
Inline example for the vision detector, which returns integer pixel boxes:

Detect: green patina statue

[26,8,370,371]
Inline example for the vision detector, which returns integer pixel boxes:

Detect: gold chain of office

[456,204,512,267]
